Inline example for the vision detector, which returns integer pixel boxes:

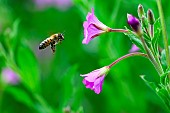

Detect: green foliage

[124,28,144,51]
[0,0,170,113]
[15,44,40,92]
[161,46,170,67]
[151,18,161,55]
[5,86,35,108]
[141,74,170,110]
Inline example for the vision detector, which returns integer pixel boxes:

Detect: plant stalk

[108,52,147,68]
[140,36,164,75]
[157,0,170,67]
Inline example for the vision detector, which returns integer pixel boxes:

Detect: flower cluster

[80,4,168,100]
[80,8,147,94]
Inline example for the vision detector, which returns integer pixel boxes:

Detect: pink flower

[80,66,110,94]
[83,8,110,44]
[1,68,20,85]
[35,0,72,10]
[129,44,139,52]
[83,8,128,44]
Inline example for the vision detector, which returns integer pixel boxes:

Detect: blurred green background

[0,0,169,113]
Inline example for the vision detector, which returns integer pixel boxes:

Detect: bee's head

[57,33,64,40]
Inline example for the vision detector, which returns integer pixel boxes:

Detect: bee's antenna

[62,30,66,35]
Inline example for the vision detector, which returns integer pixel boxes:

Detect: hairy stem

[108,52,147,68]
[140,36,164,75]
[150,25,154,38]
[109,28,128,33]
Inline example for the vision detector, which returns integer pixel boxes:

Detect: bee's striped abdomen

[39,38,51,49]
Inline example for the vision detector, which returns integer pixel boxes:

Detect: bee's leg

[58,39,62,44]
[50,44,55,53]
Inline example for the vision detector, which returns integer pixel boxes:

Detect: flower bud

[138,4,145,18]
[141,16,148,28]
[127,14,142,36]
[147,9,155,25]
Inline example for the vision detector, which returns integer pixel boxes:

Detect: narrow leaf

[15,44,40,92]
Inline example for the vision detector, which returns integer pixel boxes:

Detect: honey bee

[39,33,64,53]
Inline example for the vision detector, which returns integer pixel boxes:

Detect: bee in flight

[39,33,64,53]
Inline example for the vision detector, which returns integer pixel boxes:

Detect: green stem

[157,0,170,90]
[149,23,164,75]
[157,0,170,66]
[140,36,164,75]
[150,45,164,74]
[108,52,147,68]
[150,25,154,38]
[144,27,150,37]
[33,94,54,113]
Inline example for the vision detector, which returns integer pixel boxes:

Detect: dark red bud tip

[147,9,155,25]
[138,4,145,18]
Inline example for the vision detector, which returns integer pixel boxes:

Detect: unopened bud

[127,14,143,36]
[138,4,145,18]
[147,9,155,25]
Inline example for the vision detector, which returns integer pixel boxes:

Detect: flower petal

[81,69,101,82]
[87,24,104,38]
[83,79,94,90]
[129,44,139,52]
[82,8,109,44]
[127,14,140,32]
[83,24,104,44]
[93,76,105,94]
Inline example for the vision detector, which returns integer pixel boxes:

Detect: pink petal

[82,8,109,44]
[87,24,104,38]
[83,79,94,90]
[129,44,139,52]
[81,69,101,82]
[82,21,88,44]
[87,9,107,28]
[93,76,105,94]
[83,24,104,44]
[86,12,92,20]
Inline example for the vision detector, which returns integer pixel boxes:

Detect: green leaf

[140,75,170,109]
[124,28,144,51]
[151,18,161,54]
[60,65,78,106]
[6,86,34,108]
[10,19,20,39]
[10,19,21,53]
[34,94,54,113]
[0,44,7,70]
[140,75,158,90]
[160,46,170,67]
[2,19,21,55]
[76,106,84,113]
[15,44,40,92]
[160,70,169,86]
[156,87,170,109]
